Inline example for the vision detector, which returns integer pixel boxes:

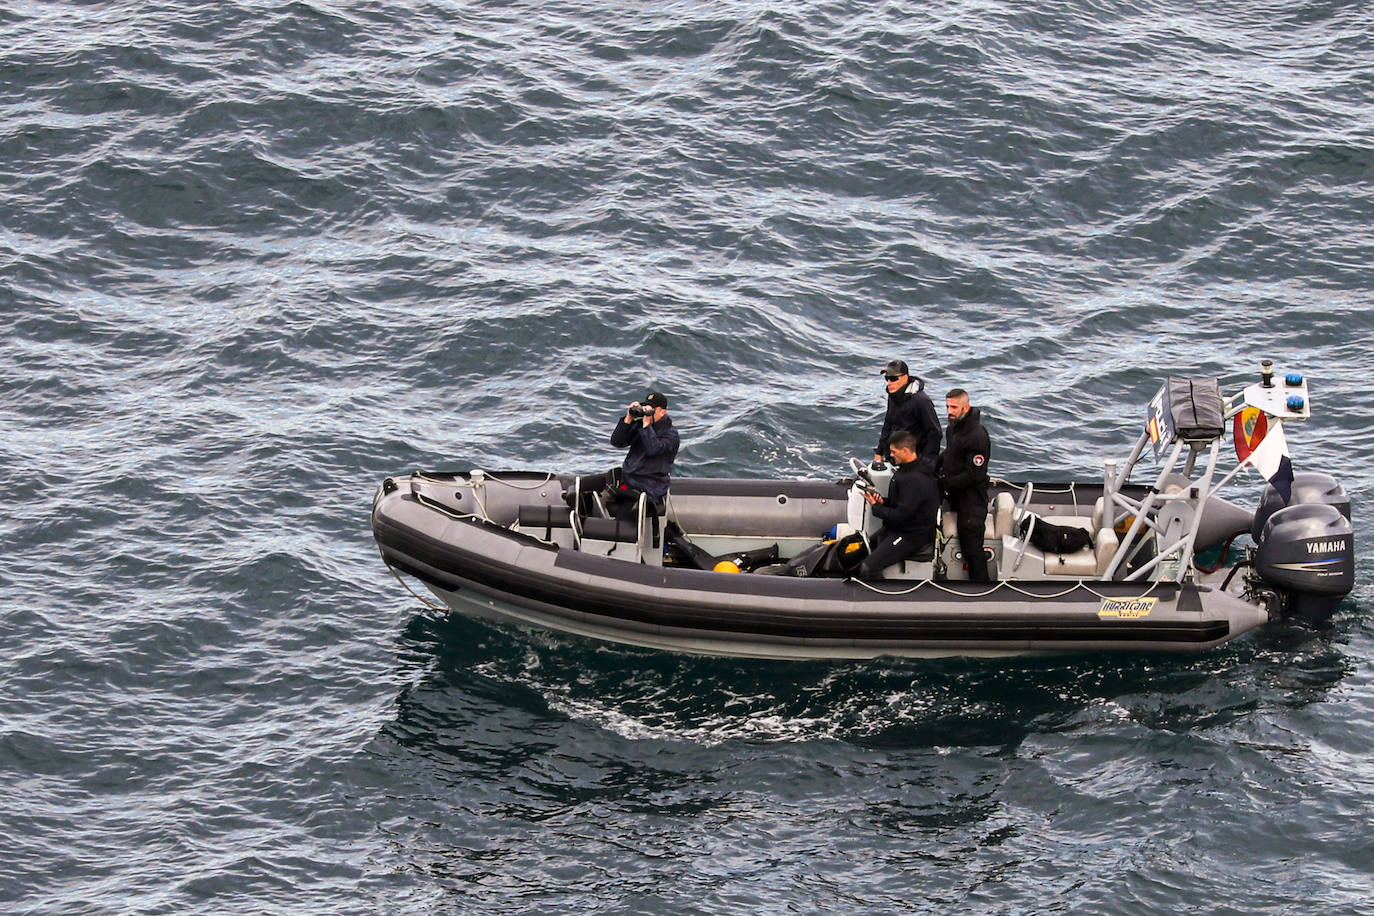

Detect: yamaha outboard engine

[1251,471,1351,543]
[1251,475,1355,622]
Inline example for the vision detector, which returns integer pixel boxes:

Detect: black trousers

[858,529,932,580]
[957,521,990,581]
[576,471,663,522]
[948,489,990,582]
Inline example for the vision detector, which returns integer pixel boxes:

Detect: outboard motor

[1251,471,1351,543]
[1253,501,1355,623]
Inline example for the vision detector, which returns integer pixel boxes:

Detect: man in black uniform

[938,387,992,582]
[858,431,940,579]
[875,359,941,474]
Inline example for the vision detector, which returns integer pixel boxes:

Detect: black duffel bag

[1018,514,1093,555]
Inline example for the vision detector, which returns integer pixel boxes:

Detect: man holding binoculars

[575,390,680,521]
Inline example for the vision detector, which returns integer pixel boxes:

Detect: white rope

[475,470,558,489]
[377,545,450,612]
[412,472,466,486]
[391,471,1168,606]
[413,490,488,522]
[848,575,1166,601]
[411,469,559,522]
[414,469,557,490]
[990,477,1085,515]
[989,477,1080,495]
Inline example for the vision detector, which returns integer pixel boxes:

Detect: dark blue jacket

[877,377,941,473]
[611,415,680,502]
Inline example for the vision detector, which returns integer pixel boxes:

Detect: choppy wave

[2,0,1372,912]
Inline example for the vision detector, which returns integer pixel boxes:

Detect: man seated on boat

[577,391,680,521]
[857,431,939,579]
[938,387,992,582]
[875,359,941,474]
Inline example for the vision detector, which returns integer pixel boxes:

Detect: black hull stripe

[375,513,1227,647]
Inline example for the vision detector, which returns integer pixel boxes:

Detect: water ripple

[2,0,1373,912]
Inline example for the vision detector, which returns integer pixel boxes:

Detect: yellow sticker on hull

[1098,597,1158,619]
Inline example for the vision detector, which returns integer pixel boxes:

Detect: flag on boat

[1233,406,1268,462]
[1247,418,1294,504]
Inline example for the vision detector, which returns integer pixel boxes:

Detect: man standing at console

[875,359,941,474]
[939,388,992,582]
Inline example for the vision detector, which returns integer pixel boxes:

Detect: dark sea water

[3,0,1373,912]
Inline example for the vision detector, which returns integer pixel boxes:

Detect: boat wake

[397,611,1355,750]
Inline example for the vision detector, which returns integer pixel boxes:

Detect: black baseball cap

[880,359,909,377]
[644,391,668,409]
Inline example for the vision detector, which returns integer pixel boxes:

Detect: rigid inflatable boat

[372,365,1355,659]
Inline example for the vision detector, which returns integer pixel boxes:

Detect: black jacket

[938,406,990,505]
[872,460,939,550]
[611,414,680,502]
[877,377,941,472]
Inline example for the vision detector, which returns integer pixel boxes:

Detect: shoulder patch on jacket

[973,454,986,467]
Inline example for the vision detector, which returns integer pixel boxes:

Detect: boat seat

[641,493,663,567]
[1037,515,1116,577]
[992,493,1015,537]
[1043,544,1097,576]
[1094,527,1118,578]
[515,504,579,549]
[579,493,662,565]
[881,544,936,580]
[581,515,640,560]
[940,492,1016,541]
[581,516,638,542]
[1041,515,1092,575]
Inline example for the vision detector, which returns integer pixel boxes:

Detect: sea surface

[2,0,1373,913]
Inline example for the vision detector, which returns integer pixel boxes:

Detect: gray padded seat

[516,504,578,549]
[880,543,937,580]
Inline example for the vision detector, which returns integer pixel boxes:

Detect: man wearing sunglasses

[875,359,941,474]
